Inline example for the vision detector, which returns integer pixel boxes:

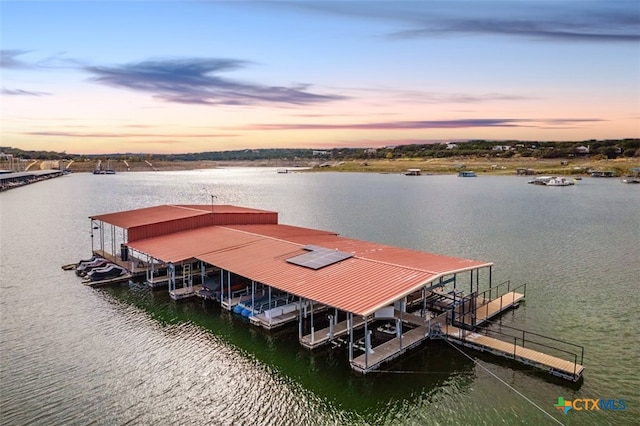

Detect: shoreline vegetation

[31,156,640,176]
[3,139,639,176]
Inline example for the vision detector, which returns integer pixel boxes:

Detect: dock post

[168,263,175,293]
[364,320,369,369]
[328,315,334,339]
[220,269,224,304]
[268,285,272,326]
[489,266,493,299]
[251,281,256,317]
[348,313,354,362]
[298,300,303,340]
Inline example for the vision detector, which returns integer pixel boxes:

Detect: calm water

[1,169,638,425]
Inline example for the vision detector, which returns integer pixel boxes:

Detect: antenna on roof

[210,194,217,215]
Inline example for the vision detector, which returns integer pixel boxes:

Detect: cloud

[0,50,34,69]
[282,1,640,43]
[240,117,603,131]
[23,130,238,138]
[86,58,346,106]
[1,87,50,96]
[390,15,640,43]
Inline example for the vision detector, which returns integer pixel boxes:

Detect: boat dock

[67,203,585,383]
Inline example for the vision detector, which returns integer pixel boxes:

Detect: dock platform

[439,321,584,382]
[169,284,203,301]
[457,291,524,327]
[351,325,429,373]
[300,316,366,349]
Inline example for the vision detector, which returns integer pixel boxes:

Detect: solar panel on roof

[287,245,353,270]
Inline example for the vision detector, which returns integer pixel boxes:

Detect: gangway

[434,318,585,382]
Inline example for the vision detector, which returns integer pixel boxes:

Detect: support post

[489,266,493,299]
[251,281,255,316]
[298,298,303,340]
[220,269,224,304]
[268,285,272,325]
[328,315,334,339]
[348,313,353,362]
[364,319,369,369]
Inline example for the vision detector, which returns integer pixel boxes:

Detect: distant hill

[2,138,638,161]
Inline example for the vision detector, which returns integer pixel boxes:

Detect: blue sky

[1,1,639,154]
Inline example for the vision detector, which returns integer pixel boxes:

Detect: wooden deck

[351,325,429,373]
[439,321,584,381]
[169,284,202,301]
[456,291,524,327]
[300,316,366,349]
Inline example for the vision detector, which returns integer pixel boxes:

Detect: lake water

[1,168,638,425]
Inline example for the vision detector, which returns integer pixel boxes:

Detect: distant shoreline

[14,156,640,176]
[57,157,640,176]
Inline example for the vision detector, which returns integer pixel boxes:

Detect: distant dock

[0,169,67,191]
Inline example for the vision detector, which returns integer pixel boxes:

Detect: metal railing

[469,319,584,379]
[453,281,527,327]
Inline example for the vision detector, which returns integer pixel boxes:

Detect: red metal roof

[91,205,210,229]
[126,222,491,317]
[90,204,277,229]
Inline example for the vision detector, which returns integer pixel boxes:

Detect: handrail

[453,281,527,326]
[482,319,584,365]
[443,314,583,379]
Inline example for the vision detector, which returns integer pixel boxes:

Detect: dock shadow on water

[103,279,479,420]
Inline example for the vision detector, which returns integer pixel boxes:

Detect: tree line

[2,138,638,162]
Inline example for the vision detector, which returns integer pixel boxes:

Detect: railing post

[513,336,517,359]
[522,330,525,348]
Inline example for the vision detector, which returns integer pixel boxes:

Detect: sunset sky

[2,1,639,155]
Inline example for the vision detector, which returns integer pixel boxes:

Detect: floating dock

[66,204,585,383]
[437,320,585,382]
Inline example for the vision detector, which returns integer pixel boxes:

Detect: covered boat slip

[86,204,585,382]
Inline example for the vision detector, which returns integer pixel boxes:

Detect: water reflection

[2,169,638,425]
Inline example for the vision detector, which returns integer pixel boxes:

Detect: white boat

[621,176,640,184]
[528,176,575,186]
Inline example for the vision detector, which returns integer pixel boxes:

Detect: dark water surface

[1,169,638,425]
